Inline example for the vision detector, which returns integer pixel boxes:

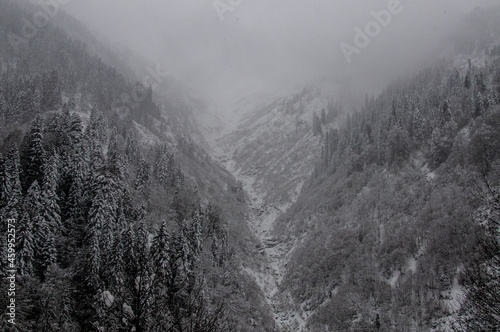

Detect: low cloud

[64,0,498,103]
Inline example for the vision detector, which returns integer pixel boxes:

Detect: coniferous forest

[0,1,273,331]
[0,0,500,331]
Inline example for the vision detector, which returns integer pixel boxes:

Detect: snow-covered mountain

[183,85,340,330]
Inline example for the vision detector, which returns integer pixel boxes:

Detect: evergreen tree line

[0,2,277,330]
[0,0,164,134]
[319,58,500,174]
[288,56,500,330]
[0,108,232,331]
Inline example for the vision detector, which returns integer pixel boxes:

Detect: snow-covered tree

[458,183,500,330]
[1,146,22,219]
[21,115,45,192]
[135,158,151,196]
[17,211,35,276]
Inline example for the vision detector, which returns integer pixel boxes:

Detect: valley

[206,89,331,330]
[1,1,499,331]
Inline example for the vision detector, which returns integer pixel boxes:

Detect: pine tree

[154,145,175,189]
[24,180,54,278]
[105,131,124,181]
[84,108,107,175]
[151,221,171,278]
[167,152,176,187]
[1,146,22,219]
[120,224,138,327]
[88,230,101,289]
[447,70,461,94]
[440,100,452,126]
[41,152,61,230]
[65,143,88,219]
[458,184,500,330]
[40,152,62,265]
[475,91,485,118]
[17,211,35,276]
[68,113,83,145]
[430,127,453,168]
[86,171,120,288]
[21,115,45,192]
[208,208,228,267]
[135,158,151,196]
[85,107,108,147]
[10,90,25,124]
[108,231,125,289]
[150,222,173,328]
[124,128,139,163]
[21,89,35,122]
[476,72,486,94]
[122,224,136,280]
[190,210,203,260]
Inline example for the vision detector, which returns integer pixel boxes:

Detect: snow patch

[101,290,115,308]
[441,268,465,314]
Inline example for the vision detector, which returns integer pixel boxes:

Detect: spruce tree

[40,152,62,265]
[86,171,120,289]
[151,221,171,279]
[85,107,108,148]
[68,113,83,145]
[21,89,35,122]
[105,131,124,181]
[154,145,172,188]
[65,164,86,257]
[108,231,125,289]
[135,158,151,196]
[41,152,61,230]
[458,184,500,330]
[24,181,53,278]
[1,146,22,219]
[190,210,203,260]
[17,211,35,276]
[21,115,45,193]
[124,128,139,163]
[475,91,485,118]
[440,100,452,126]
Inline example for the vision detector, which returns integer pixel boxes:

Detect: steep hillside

[207,87,343,329]
[0,1,276,331]
[189,6,500,331]
[1,1,500,331]
[272,8,500,331]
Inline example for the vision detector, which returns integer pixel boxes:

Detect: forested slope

[274,7,500,331]
[0,1,275,330]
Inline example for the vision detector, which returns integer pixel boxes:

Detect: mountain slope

[271,9,500,330]
[0,1,276,330]
[200,87,343,329]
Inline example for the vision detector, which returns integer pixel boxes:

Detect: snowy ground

[213,142,312,331]
[206,89,332,331]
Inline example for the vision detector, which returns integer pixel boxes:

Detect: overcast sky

[63,0,499,103]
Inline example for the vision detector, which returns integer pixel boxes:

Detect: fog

[64,0,499,104]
